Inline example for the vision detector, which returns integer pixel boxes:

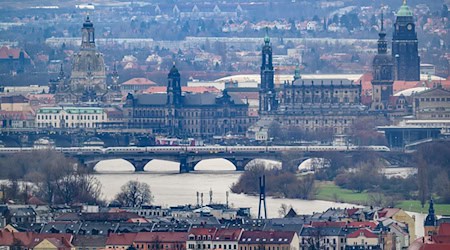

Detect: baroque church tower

[70,16,107,100]
[259,28,277,114]
[371,13,394,111]
[392,0,420,81]
[424,199,438,236]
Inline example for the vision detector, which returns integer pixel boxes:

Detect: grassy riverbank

[315,181,450,215]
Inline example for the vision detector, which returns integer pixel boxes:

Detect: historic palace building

[255,32,366,136]
[123,65,253,138]
[50,17,120,103]
[392,0,420,81]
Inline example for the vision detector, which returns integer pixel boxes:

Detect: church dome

[397,0,413,17]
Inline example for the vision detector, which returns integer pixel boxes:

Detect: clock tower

[392,0,420,81]
[372,13,394,111]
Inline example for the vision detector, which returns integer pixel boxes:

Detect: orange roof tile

[122,78,157,86]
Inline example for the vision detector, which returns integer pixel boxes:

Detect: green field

[315,181,450,215]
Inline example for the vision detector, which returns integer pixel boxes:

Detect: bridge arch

[297,157,330,172]
[93,159,136,173]
[143,159,180,172]
[244,159,282,170]
[194,158,236,171]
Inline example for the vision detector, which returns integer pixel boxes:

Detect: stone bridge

[75,150,413,173]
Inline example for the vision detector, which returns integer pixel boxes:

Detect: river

[94,159,426,238]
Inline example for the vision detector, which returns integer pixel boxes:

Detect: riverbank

[315,181,450,215]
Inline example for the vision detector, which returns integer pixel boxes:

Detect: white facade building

[35,107,107,128]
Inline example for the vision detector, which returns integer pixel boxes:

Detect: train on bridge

[0,145,390,154]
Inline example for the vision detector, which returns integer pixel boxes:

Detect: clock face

[407,24,413,30]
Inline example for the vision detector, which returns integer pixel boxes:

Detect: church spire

[58,63,65,80]
[377,11,387,54]
[424,198,437,227]
[264,27,270,45]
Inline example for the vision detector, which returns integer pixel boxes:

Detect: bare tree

[115,180,153,207]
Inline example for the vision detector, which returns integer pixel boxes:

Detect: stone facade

[392,0,420,81]
[123,66,253,138]
[257,32,366,136]
[413,86,450,120]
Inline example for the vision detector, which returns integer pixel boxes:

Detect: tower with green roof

[392,0,420,81]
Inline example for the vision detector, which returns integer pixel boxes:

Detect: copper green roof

[38,107,104,114]
[397,0,413,17]
[264,27,270,44]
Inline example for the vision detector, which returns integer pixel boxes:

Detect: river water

[94,159,425,238]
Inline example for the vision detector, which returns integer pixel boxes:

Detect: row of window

[420,97,450,102]
[36,123,100,128]
[36,114,105,121]
[285,119,351,125]
[287,90,359,95]
[188,244,237,249]
[133,110,247,118]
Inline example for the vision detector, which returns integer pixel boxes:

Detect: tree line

[0,151,153,207]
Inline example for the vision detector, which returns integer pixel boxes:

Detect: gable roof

[133,232,188,243]
[239,231,295,244]
[106,233,137,245]
[0,46,30,60]
[347,228,378,238]
[213,229,242,241]
[122,78,157,86]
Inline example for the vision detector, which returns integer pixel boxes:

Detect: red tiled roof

[346,208,360,217]
[439,223,450,236]
[0,46,30,60]
[347,228,378,239]
[122,78,157,86]
[106,233,137,245]
[188,228,217,236]
[0,231,73,248]
[213,229,242,241]
[134,232,188,243]
[378,208,400,218]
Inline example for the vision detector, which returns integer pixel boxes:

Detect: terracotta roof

[134,232,188,243]
[0,46,30,60]
[213,229,242,241]
[439,223,450,236]
[0,231,73,248]
[378,208,401,218]
[106,233,137,245]
[347,228,378,238]
[122,78,157,86]
[188,228,217,237]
